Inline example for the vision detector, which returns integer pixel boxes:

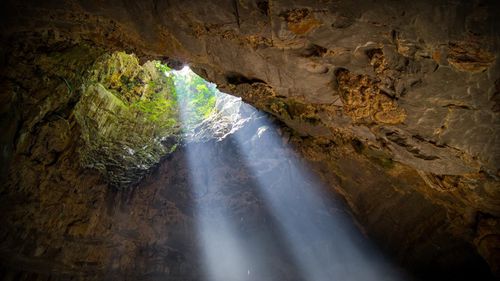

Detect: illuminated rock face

[0,0,499,280]
[74,52,180,188]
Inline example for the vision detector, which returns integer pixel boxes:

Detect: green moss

[132,93,177,123]
[155,61,172,73]
[94,83,128,110]
[74,53,184,188]
[74,54,224,188]
[269,99,291,119]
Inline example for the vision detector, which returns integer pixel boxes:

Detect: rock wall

[0,0,499,279]
[74,52,180,188]
[0,92,494,280]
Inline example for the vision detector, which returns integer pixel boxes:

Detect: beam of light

[175,67,253,281]
[184,143,251,281]
[172,65,406,281]
[232,109,407,281]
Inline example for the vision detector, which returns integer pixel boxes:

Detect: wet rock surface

[0,0,499,279]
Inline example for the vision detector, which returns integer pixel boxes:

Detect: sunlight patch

[159,63,248,141]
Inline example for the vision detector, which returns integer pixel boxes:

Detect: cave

[0,1,499,281]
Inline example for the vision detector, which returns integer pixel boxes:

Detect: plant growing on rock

[74,52,182,188]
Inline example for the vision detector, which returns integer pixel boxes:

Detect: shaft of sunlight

[176,66,252,281]
[232,108,405,281]
[171,65,405,281]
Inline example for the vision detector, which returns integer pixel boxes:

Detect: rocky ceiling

[0,0,499,280]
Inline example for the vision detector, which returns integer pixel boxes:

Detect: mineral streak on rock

[447,41,495,73]
[279,8,322,35]
[336,68,406,125]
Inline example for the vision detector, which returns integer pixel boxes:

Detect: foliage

[132,92,177,128]
[75,53,218,188]
[130,61,217,132]
[167,66,217,127]
[102,59,218,133]
[128,62,180,130]
[155,61,172,73]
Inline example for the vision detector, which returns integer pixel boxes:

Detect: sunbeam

[176,67,253,281]
[174,66,406,281]
[184,142,252,281]
[232,111,406,281]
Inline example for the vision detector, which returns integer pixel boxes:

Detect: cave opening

[162,64,407,281]
[0,46,496,281]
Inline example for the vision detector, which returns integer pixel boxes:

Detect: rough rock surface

[0,97,493,280]
[75,52,180,188]
[0,0,499,279]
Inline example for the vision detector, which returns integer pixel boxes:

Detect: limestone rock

[74,52,181,188]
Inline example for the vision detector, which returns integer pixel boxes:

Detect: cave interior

[0,1,499,281]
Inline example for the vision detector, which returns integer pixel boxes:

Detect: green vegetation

[155,61,172,73]
[162,65,217,128]
[135,62,218,129]
[75,52,219,188]
[129,62,179,130]
[125,60,219,133]
[132,93,178,127]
